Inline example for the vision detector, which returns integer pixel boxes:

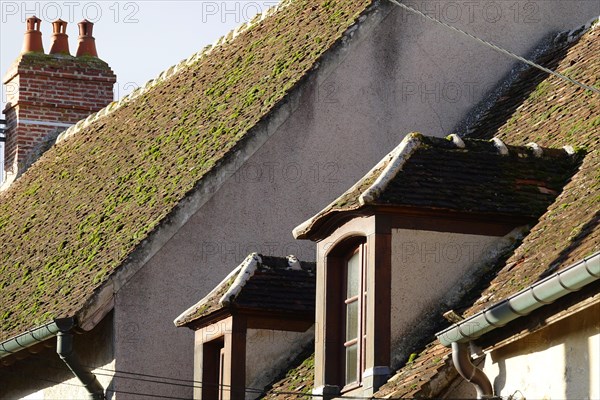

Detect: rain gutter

[437,251,600,346]
[0,317,105,399]
[436,251,599,399]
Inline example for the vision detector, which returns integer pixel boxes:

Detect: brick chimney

[1,18,116,189]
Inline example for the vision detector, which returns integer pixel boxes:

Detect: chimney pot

[49,19,70,55]
[76,19,97,57]
[21,16,44,54]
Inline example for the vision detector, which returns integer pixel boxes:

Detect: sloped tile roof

[374,24,599,400]
[175,253,315,327]
[375,343,454,399]
[0,0,376,342]
[464,25,599,315]
[259,350,315,399]
[294,134,579,239]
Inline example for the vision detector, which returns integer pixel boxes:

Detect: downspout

[451,342,493,399]
[56,329,105,400]
[0,317,105,399]
[437,252,600,398]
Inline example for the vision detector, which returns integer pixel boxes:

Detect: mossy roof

[0,0,375,342]
[294,134,579,239]
[259,350,315,399]
[175,254,315,327]
[374,24,599,400]
[269,24,599,400]
[463,26,599,315]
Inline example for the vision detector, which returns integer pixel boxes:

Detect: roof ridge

[443,135,575,158]
[172,256,247,326]
[455,16,599,139]
[359,132,423,205]
[56,0,291,145]
[219,253,262,306]
[294,132,578,239]
[292,131,420,238]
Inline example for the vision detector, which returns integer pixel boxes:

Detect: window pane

[346,300,358,342]
[347,251,360,298]
[345,343,358,384]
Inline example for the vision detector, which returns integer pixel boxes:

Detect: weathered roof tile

[175,253,315,327]
[375,23,599,400]
[0,0,374,342]
[294,134,579,239]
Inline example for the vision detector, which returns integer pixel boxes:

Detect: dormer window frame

[341,241,368,392]
[313,215,392,397]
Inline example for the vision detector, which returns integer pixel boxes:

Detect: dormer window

[313,234,379,397]
[175,253,316,400]
[293,133,574,397]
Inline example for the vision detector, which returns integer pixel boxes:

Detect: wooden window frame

[323,236,368,392]
[202,336,226,400]
[341,243,368,392]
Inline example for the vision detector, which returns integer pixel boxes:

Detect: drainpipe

[451,342,493,399]
[0,317,105,399]
[437,252,600,398]
[56,330,105,400]
[437,252,600,346]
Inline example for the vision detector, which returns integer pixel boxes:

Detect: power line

[1,352,385,399]
[0,367,193,400]
[387,0,600,95]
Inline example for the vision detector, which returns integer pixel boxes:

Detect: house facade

[1,0,598,399]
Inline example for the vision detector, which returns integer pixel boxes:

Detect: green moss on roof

[260,350,314,398]
[465,27,600,314]
[375,343,454,399]
[0,0,374,342]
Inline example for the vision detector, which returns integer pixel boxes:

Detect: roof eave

[0,317,75,360]
[436,251,600,347]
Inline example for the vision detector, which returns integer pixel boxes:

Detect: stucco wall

[390,229,503,364]
[110,2,599,398]
[245,327,314,400]
[0,313,114,399]
[482,303,600,399]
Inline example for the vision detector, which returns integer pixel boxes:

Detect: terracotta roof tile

[376,24,599,400]
[375,342,455,399]
[295,134,579,239]
[259,350,314,399]
[0,0,375,342]
[175,254,315,327]
[463,26,599,316]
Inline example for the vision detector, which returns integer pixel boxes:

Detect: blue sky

[0,0,282,112]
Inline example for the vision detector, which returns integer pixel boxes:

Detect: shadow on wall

[454,32,574,140]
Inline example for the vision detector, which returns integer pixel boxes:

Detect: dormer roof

[294,133,579,240]
[174,253,316,328]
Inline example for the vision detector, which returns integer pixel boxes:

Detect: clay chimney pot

[76,19,98,57]
[49,19,70,55]
[21,16,44,54]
